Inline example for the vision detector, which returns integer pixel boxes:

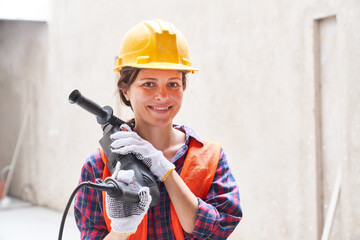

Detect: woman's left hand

[105,162,151,235]
[110,124,175,182]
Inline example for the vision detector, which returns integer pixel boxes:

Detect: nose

[154,84,169,101]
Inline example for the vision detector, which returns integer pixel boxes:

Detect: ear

[119,82,130,101]
[122,89,130,101]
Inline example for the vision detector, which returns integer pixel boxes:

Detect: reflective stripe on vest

[101,138,221,239]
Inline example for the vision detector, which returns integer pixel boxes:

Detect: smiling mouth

[149,106,171,111]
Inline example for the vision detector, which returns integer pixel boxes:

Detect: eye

[169,82,178,87]
[143,82,155,87]
[168,81,181,88]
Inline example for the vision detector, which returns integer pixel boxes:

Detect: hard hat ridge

[114,19,198,74]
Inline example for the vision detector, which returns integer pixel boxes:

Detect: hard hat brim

[114,62,199,74]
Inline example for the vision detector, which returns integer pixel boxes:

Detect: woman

[74,19,242,240]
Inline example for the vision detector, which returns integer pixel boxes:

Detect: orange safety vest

[101,138,221,239]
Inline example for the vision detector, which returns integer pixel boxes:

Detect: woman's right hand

[110,124,175,182]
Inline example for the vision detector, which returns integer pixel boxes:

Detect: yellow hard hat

[114,19,198,74]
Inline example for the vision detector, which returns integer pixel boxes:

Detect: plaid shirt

[74,125,242,239]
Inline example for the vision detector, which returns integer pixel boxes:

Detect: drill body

[69,89,160,206]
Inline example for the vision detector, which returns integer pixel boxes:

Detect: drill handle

[68,89,125,127]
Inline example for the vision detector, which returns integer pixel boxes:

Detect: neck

[134,122,176,152]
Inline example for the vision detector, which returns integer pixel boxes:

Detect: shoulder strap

[100,148,112,232]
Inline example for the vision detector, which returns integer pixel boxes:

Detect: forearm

[104,231,129,240]
[163,170,198,234]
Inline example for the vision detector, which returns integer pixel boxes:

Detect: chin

[151,120,173,128]
[145,115,174,127]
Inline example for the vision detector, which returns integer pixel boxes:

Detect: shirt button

[155,215,160,219]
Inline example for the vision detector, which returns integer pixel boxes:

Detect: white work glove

[106,162,151,235]
[110,124,175,182]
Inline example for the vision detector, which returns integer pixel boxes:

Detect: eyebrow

[139,78,158,81]
[139,77,182,81]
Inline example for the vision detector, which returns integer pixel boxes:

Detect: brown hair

[117,68,188,107]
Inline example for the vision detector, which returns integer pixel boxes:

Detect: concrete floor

[0,197,80,240]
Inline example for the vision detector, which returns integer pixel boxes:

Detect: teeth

[153,107,168,110]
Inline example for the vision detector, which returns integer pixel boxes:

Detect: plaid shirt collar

[173,124,204,146]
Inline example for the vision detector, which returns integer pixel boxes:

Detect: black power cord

[58,182,89,240]
[58,179,127,240]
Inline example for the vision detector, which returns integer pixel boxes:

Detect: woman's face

[123,69,184,128]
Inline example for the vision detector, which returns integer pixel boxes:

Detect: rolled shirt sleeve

[74,150,109,240]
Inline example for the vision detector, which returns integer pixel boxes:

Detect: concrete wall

[0,20,47,202]
[1,0,359,239]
